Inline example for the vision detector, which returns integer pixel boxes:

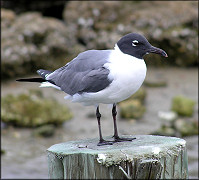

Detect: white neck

[114,44,121,52]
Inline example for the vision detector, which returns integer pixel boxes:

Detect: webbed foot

[113,136,136,142]
[97,139,115,146]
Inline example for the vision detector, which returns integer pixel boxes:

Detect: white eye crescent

[132,40,139,46]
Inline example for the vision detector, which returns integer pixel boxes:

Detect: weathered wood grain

[47,135,188,179]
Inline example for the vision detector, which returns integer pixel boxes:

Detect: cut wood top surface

[47,135,186,166]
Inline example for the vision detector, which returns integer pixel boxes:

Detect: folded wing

[45,50,113,95]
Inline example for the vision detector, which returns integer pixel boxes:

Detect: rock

[63,1,198,67]
[151,125,177,137]
[127,87,147,103]
[152,117,198,137]
[1,1,66,19]
[153,96,197,137]
[158,111,178,122]
[2,1,198,82]
[153,111,179,137]
[119,88,147,120]
[171,95,195,117]
[1,90,73,127]
[1,9,82,80]
[63,1,126,50]
[1,8,16,29]
[33,124,55,137]
[174,119,198,137]
[119,99,146,119]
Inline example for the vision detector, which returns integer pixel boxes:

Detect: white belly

[68,49,147,106]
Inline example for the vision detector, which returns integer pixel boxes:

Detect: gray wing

[46,50,113,95]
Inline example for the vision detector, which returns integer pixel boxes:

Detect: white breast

[103,46,147,102]
[69,46,147,106]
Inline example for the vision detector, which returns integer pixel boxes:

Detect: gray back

[47,50,113,95]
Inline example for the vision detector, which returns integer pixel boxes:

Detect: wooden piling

[47,135,188,179]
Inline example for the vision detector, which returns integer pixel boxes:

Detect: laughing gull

[17,33,168,146]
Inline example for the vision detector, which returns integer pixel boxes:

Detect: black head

[117,33,168,59]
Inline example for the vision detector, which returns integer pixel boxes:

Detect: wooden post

[47,135,188,179]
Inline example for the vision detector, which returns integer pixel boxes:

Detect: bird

[16,33,168,146]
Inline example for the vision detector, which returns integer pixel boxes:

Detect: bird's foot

[97,139,115,146]
[113,136,136,142]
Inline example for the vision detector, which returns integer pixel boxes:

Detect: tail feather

[37,69,52,79]
[39,82,61,90]
[16,78,45,83]
[16,69,53,83]
[16,69,61,91]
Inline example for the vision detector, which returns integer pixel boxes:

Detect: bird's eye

[132,40,139,47]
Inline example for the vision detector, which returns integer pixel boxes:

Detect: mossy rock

[123,87,147,103]
[174,119,198,137]
[152,118,198,137]
[1,90,73,127]
[151,125,176,137]
[171,95,195,117]
[119,99,146,119]
[33,124,55,137]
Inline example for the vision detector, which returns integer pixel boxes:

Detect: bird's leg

[112,103,136,142]
[112,103,119,138]
[96,106,114,146]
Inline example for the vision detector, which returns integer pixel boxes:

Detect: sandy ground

[1,67,198,179]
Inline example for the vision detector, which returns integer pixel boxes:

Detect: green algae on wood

[47,135,188,179]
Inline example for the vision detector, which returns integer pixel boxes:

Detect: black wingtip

[16,78,46,83]
[16,78,30,82]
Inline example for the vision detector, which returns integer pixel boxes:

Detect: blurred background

[1,1,198,179]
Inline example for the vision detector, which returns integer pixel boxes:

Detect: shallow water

[1,67,198,179]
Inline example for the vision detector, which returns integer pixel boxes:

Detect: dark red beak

[147,46,168,57]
